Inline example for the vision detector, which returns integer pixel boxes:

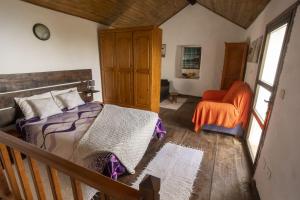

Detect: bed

[16,102,165,180]
[0,69,164,200]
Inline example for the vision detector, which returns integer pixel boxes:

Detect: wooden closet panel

[133,30,152,108]
[115,32,133,106]
[100,32,117,103]
[133,31,151,72]
[135,74,150,108]
[221,43,248,89]
[100,33,115,68]
[102,70,116,103]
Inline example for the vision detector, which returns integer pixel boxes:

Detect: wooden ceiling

[197,0,270,28]
[22,0,270,29]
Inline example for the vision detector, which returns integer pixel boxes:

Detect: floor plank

[119,97,256,200]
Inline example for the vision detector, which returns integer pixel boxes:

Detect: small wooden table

[83,89,100,102]
[169,92,179,103]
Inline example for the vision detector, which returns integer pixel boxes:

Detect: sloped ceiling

[22,0,270,29]
[197,0,270,28]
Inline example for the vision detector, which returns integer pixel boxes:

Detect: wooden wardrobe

[221,42,248,89]
[99,26,162,113]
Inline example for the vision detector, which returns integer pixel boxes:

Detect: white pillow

[56,91,85,109]
[14,92,52,120]
[27,97,63,119]
[51,87,78,109]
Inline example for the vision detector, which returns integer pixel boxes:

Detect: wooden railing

[0,131,160,200]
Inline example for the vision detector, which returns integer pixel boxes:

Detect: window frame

[244,2,299,170]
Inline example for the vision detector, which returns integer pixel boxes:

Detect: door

[221,43,248,89]
[115,32,133,106]
[246,8,296,166]
[133,30,152,109]
[100,32,117,103]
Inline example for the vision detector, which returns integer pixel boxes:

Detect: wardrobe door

[100,32,117,103]
[221,42,248,89]
[133,30,152,109]
[115,32,133,106]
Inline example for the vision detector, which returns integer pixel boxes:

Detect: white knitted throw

[73,104,159,173]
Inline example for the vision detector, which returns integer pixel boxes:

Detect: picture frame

[248,36,263,63]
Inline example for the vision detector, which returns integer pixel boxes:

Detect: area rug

[160,97,187,110]
[132,143,203,200]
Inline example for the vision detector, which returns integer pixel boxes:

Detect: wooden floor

[119,97,256,200]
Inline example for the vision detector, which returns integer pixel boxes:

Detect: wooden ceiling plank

[21,0,111,26]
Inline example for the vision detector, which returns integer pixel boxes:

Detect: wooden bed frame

[0,69,92,128]
[0,70,160,200]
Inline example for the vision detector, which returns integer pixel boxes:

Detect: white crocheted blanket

[73,104,159,173]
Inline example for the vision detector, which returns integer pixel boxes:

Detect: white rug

[160,97,187,110]
[132,143,203,200]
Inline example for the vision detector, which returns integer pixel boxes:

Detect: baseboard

[250,178,261,200]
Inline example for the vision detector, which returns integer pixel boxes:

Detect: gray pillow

[51,87,78,109]
[56,91,85,110]
[27,97,63,119]
[14,92,52,119]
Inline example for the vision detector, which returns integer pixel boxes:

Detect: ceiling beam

[187,0,197,5]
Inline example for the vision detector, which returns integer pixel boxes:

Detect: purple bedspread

[16,102,166,180]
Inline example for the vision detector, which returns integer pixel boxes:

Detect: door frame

[244,2,299,170]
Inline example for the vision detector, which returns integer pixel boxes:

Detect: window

[176,46,201,79]
[182,47,201,69]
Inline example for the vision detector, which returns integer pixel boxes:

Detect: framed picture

[248,36,263,63]
[161,44,166,57]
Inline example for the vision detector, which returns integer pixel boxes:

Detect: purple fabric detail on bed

[39,110,100,149]
[41,109,100,135]
[154,118,166,139]
[16,104,102,150]
[103,154,127,180]
[16,117,40,140]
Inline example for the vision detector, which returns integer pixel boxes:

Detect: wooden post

[0,166,12,197]
[0,144,22,199]
[139,175,160,200]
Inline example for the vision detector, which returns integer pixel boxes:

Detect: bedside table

[83,89,100,102]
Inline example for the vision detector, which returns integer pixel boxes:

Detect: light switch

[279,89,285,100]
[266,166,272,180]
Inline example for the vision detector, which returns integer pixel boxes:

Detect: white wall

[160,4,245,96]
[243,0,300,200]
[0,0,105,100]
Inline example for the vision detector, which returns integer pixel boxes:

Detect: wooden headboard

[0,69,92,128]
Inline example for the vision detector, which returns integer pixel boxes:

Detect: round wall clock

[33,23,50,41]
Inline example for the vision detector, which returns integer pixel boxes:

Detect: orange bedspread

[192,81,252,132]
